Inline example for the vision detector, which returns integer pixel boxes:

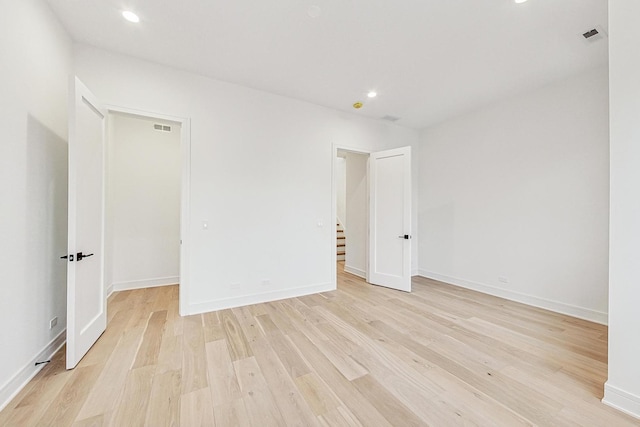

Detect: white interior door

[368,146,412,292]
[65,77,107,369]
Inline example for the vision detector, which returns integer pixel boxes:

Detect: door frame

[331,144,372,287]
[104,105,191,316]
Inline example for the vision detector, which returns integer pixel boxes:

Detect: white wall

[106,113,181,292]
[344,152,368,277]
[335,157,346,227]
[604,0,640,418]
[0,0,71,409]
[73,45,420,315]
[418,66,610,324]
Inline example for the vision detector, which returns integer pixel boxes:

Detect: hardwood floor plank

[202,310,225,343]
[76,325,146,421]
[314,305,443,400]
[318,406,363,427]
[133,310,168,369]
[249,337,320,426]
[233,357,286,426]
[36,364,101,426]
[287,331,393,427]
[262,302,297,335]
[181,314,208,394]
[156,333,183,375]
[180,388,216,426]
[165,285,184,337]
[221,309,254,361]
[144,369,181,427]
[12,350,71,409]
[72,414,105,427]
[296,323,368,381]
[232,305,266,343]
[110,365,155,427]
[205,339,242,406]
[351,374,425,427]
[371,315,563,425]
[78,308,134,367]
[151,285,175,312]
[266,332,312,379]
[1,355,73,427]
[255,313,280,335]
[213,398,250,427]
[367,323,532,426]
[127,287,163,329]
[1,277,638,427]
[294,373,341,416]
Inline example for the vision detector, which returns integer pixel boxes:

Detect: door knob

[76,252,94,261]
[61,254,74,261]
[397,235,411,240]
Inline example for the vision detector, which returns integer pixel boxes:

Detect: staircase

[337,221,346,261]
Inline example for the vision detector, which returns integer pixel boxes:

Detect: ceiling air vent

[153,124,172,132]
[582,26,607,43]
[382,115,400,122]
[583,29,599,39]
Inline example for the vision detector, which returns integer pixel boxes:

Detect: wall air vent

[381,115,400,122]
[153,124,172,132]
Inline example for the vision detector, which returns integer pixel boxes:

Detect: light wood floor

[1,265,638,426]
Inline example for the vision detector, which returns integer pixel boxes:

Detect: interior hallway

[0,265,635,426]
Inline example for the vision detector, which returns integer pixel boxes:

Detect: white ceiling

[46,0,608,129]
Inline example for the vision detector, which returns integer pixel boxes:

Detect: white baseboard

[603,382,640,420]
[411,269,420,277]
[111,276,179,292]
[417,270,608,325]
[0,329,66,412]
[344,265,366,279]
[186,282,335,316]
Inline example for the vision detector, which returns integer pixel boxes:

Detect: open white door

[65,77,107,369]
[368,146,412,292]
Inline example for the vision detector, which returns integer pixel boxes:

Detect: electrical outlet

[261,279,271,286]
[49,317,58,329]
[498,276,509,284]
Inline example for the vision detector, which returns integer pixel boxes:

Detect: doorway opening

[104,111,183,297]
[332,144,413,293]
[335,148,370,283]
[66,77,191,368]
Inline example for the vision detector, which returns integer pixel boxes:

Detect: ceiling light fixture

[122,10,140,23]
[367,91,377,98]
[514,0,528,3]
[308,5,321,18]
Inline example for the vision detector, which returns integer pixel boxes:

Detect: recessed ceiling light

[367,91,377,98]
[308,5,321,18]
[514,0,528,3]
[353,102,363,109]
[122,10,140,23]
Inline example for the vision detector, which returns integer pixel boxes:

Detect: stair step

[337,243,346,247]
[337,251,346,256]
